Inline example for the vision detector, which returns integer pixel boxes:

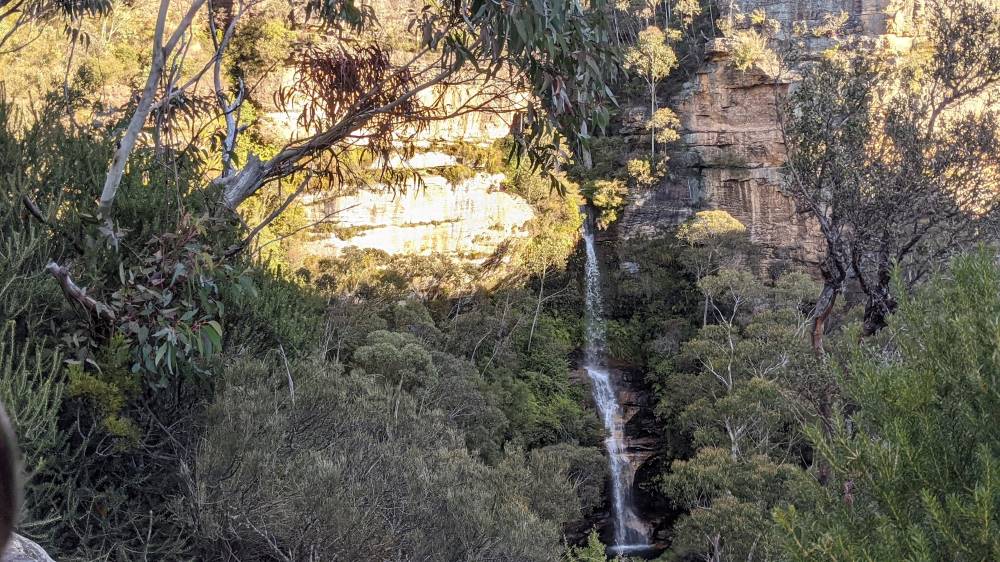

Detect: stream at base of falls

[580,215,652,553]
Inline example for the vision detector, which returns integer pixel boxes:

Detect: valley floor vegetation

[4,98,998,560]
[1,92,610,559]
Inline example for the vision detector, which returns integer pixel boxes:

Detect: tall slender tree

[625,25,677,164]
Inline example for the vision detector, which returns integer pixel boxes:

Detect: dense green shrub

[664,448,820,561]
[0,323,73,543]
[603,236,699,369]
[0,93,245,559]
[777,252,1000,561]
[196,356,583,561]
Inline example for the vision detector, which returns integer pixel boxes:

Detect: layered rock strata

[619,0,927,266]
[300,163,534,262]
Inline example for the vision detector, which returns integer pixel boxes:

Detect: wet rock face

[613,366,673,550]
[618,0,911,268]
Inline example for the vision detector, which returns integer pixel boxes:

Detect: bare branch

[45,262,115,321]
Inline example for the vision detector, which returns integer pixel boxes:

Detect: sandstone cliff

[300,165,534,262]
[619,0,925,267]
[270,81,534,263]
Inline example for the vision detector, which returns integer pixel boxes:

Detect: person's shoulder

[2,534,55,562]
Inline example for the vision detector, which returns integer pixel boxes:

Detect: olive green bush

[0,324,74,544]
[196,356,583,561]
[777,252,1000,561]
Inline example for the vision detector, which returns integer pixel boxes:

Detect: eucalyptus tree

[656,267,824,561]
[782,0,1000,350]
[0,0,111,53]
[18,0,626,347]
[676,210,750,326]
[624,24,677,163]
[91,0,622,240]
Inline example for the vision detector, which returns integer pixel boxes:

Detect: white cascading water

[581,215,650,552]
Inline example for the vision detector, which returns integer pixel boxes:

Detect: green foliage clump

[582,179,626,230]
[676,210,747,246]
[776,252,1000,561]
[624,26,678,88]
[65,335,140,445]
[353,330,437,389]
[625,157,663,188]
[564,530,610,561]
[0,323,73,543]
[730,29,773,71]
[503,166,585,277]
[439,279,601,449]
[226,15,293,85]
[676,210,752,324]
[568,136,627,181]
[674,0,703,26]
[648,107,681,144]
[196,356,585,561]
[722,10,781,73]
[108,220,241,379]
[664,448,820,561]
[224,265,329,354]
[602,235,699,368]
[642,230,825,560]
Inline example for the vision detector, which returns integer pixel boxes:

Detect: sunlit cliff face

[299,167,534,262]
[618,0,934,267]
[266,73,535,262]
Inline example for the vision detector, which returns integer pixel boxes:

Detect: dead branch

[224,173,313,257]
[45,262,115,321]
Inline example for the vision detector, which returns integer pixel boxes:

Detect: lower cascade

[581,215,650,552]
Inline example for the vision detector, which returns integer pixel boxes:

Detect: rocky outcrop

[3,535,54,562]
[300,168,534,262]
[619,0,924,267]
[727,0,892,33]
[266,77,532,262]
[619,43,825,266]
[401,85,527,147]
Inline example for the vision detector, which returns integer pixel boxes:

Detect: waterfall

[581,215,650,553]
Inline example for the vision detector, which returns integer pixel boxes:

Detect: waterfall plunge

[581,217,650,553]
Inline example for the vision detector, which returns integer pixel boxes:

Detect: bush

[582,179,626,230]
[777,252,1000,561]
[0,324,73,544]
[196,356,580,561]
